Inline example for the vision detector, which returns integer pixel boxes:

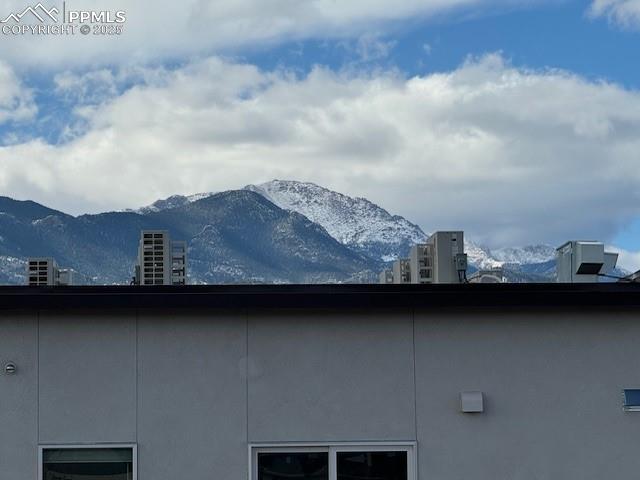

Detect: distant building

[378,269,394,284]
[409,244,433,284]
[384,231,467,284]
[27,258,74,286]
[134,230,187,286]
[556,241,618,283]
[392,259,411,284]
[429,231,466,284]
[469,268,506,283]
[171,240,187,284]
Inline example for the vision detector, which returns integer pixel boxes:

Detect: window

[337,451,407,480]
[40,445,136,480]
[258,451,328,480]
[251,444,415,480]
[623,389,640,411]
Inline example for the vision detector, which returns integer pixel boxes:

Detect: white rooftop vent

[556,241,618,283]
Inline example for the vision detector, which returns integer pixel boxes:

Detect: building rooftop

[0,283,639,311]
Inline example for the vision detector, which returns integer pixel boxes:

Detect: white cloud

[0,0,533,68]
[351,34,398,63]
[589,0,640,28]
[1,53,640,248]
[53,64,170,106]
[54,69,119,105]
[0,60,36,124]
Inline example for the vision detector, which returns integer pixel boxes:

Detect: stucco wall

[414,309,640,480]
[38,311,137,444]
[248,310,416,443]
[137,311,247,479]
[0,313,38,479]
[1,307,639,479]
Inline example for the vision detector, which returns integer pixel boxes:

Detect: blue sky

[239,0,639,88]
[0,0,638,265]
[614,218,640,251]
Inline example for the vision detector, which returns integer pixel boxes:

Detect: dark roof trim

[0,283,639,311]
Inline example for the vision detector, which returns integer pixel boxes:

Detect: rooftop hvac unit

[556,241,618,283]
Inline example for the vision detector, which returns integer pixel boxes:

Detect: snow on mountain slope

[245,180,427,262]
[131,192,218,214]
[245,180,517,269]
[492,245,556,265]
[466,244,558,271]
[465,241,504,270]
[135,180,556,272]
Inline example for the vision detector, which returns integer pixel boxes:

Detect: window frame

[38,443,138,480]
[249,442,416,480]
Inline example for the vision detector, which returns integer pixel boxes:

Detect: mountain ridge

[132,180,560,276]
[0,189,377,284]
[3,180,615,284]
[246,180,428,263]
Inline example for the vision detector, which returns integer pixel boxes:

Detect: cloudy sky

[0,0,639,268]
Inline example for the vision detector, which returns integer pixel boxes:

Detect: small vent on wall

[460,391,484,413]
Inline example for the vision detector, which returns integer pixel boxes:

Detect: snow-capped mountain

[245,180,427,262]
[0,184,627,285]
[491,245,556,265]
[465,241,504,270]
[0,192,376,285]
[137,180,556,274]
[132,192,215,214]
[136,180,431,263]
[243,181,564,277]
[243,181,551,270]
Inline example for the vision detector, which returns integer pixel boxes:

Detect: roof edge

[0,283,639,311]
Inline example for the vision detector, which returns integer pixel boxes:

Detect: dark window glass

[623,389,640,410]
[43,448,133,480]
[258,452,328,480]
[337,451,407,480]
